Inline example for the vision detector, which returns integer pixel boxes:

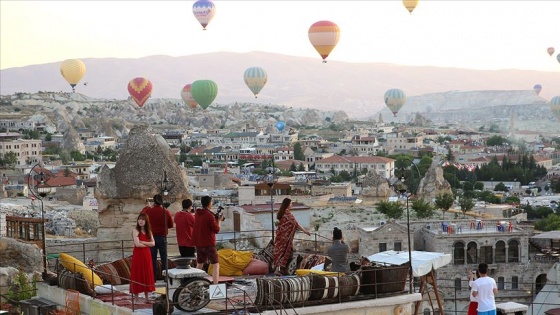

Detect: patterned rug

[95,291,155,310]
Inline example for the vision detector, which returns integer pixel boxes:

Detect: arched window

[454,242,465,265]
[424,309,431,315]
[454,278,462,291]
[512,276,518,289]
[495,240,506,263]
[434,309,440,315]
[498,277,505,290]
[536,274,547,294]
[508,239,519,262]
[467,241,478,264]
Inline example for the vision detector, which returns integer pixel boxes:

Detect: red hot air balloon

[128,77,153,108]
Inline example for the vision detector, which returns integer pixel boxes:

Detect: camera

[214,206,225,221]
[471,270,477,274]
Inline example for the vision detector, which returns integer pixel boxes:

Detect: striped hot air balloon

[384,89,407,117]
[308,21,340,63]
[127,77,152,108]
[243,67,268,98]
[190,80,218,110]
[192,0,216,30]
[60,59,86,92]
[181,84,198,108]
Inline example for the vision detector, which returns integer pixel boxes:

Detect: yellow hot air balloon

[403,0,419,14]
[60,59,86,93]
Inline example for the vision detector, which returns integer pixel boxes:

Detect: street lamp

[28,163,51,274]
[156,170,175,312]
[396,159,422,294]
[266,164,277,242]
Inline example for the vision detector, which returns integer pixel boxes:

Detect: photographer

[192,196,221,284]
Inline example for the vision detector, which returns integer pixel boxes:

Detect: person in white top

[467,269,479,315]
[471,263,498,315]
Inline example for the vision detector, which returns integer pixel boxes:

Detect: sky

[1,1,560,72]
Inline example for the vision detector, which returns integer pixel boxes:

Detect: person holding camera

[141,194,174,281]
[327,227,350,273]
[175,199,196,258]
[468,269,480,315]
[471,263,498,315]
[192,195,221,284]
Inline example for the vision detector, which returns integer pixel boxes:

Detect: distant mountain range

[1,51,559,118]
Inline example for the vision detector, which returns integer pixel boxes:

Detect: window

[495,241,506,263]
[512,276,518,289]
[454,278,462,291]
[423,309,431,315]
[379,243,387,252]
[498,277,505,290]
[394,242,402,251]
[454,242,465,265]
[508,240,520,262]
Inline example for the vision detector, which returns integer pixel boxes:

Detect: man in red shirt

[192,195,221,284]
[141,194,174,280]
[175,199,196,258]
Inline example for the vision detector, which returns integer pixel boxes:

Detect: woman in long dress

[130,213,156,300]
[273,198,310,276]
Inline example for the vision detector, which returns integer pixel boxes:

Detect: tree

[45,133,52,141]
[412,199,434,219]
[375,201,404,220]
[534,214,560,231]
[458,195,475,218]
[1,151,17,166]
[494,182,507,192]
[435,192,454,219]
[474,182,484,190]
[70,150,85,161]
[297,163,305,171]
[293,142,304,161]
[290,162,297,172]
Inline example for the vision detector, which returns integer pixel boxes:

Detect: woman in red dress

[130,213,156,300]
[273,198,310,276]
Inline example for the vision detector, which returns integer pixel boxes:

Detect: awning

[530,231,560,240]
[367,250,451,277]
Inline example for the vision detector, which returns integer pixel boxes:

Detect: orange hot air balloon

[127,77,152,108]
[547,47,555,56]
[308,21,340,63]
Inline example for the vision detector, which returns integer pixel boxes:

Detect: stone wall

[358,222,412,257]
[55,187,86,205]
[0,238,42,273]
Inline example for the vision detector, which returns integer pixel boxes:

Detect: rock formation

[94,124,191,261]
[416,161,452,202]
[0,238,42,273]
[360,171,393,201]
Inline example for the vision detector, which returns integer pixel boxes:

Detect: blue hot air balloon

[276,121,285,132]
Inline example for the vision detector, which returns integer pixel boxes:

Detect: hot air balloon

[533,84,542,95]
[384,89,407,117]
[243,67,268,98]
[557,53,560,64]
[190,80,218,110]
[192,0,216,30]
[127,77,153,108]
[181,84,198,109]
[550,96,560,122]
[308,21,340,63]
[547,47,555,56]
[276,121,285,132]
[403,0,418,14]
[60,59,86,92]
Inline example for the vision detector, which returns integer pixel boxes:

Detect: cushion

[295,269,341,277]
[59,253,103,288]
[208,249,253,276]
[253,240,275,272]
[58,268,95,296]
[255,276,311,306]
[299,254,329,270]
[95,256,132,285]
[243,259,269,275]
[94,284,117,295]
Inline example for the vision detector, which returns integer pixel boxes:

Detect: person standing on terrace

[130,213,155,301]
[274,198,310,276]
[141,194,174,280]
[193,195,222,284]
[175,199,196,258]
[328,227,350,272]
[472,263,498,315]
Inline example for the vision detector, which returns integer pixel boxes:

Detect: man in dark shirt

[192,196,221,284]
[141,194,174,280]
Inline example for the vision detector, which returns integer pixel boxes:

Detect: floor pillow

[59,252,103,288]
[58,268,95,296]
[243,259,269,275]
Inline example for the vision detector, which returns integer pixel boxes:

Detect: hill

[1,52,559,118]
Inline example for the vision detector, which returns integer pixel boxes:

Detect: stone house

[358,221,411,257]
